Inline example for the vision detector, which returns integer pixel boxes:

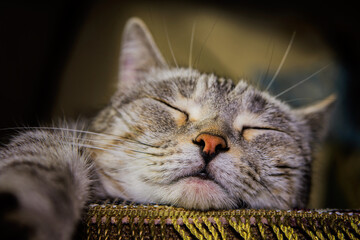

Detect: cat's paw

[0,192,34,240]
[0,170,78,240]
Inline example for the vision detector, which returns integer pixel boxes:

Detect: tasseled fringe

[80,202,360,239]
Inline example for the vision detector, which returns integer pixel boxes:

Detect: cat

[0,17,335,240]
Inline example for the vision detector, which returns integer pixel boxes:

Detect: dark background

[1,0,359,208]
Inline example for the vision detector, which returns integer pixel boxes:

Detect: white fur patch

[233,112,263,131]
[175,97,204,122]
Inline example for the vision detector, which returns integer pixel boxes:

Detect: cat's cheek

[207,153,242,183]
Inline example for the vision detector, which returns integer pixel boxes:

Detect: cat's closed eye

[241,126,283,141]
[148,97,189,126]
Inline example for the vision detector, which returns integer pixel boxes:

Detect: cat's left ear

[118,18,168,90]
[294,94,336,146]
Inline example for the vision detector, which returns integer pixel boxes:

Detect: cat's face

[90,18,335,210]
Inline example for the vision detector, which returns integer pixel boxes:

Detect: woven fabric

[82,203,360,239]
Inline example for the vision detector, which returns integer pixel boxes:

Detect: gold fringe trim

[82,203,360,240]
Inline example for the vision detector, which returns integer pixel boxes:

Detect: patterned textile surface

[81,202,360,239]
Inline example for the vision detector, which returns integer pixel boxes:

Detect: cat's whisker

[257,38,274,90]
[115,164,152,171]
[163,19,178,68]
[66,142,120,155]
[265,31,296,91]
[67,140,166,159]
[2,126,135,144]
[1,126,110,139]
[189,21,196,70]
[103,133,163,149]
[61,136,154,153]
[194,18,218,68]
[2,126,163,150]
[275,64,330,98]
[89,143,166,157]
[118,138,161,149]
[128,149,167,157]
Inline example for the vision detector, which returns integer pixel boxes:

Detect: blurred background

[0,0,359,209]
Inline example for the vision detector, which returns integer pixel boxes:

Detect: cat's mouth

[172,168,217,183]
[192,169,212,180]
[168,168,249,209]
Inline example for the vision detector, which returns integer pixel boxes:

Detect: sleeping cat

[0,18,335,239]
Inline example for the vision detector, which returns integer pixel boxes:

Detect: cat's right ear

[118,18,168,90]
[295,94,336,148]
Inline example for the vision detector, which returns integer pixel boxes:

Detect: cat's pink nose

[194,133,228,155]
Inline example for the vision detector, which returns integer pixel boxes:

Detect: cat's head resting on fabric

[90,17,335,210]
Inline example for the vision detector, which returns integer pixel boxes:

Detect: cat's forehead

[144,68,239,99]
[142,68,287,112]
[119,68,294,127]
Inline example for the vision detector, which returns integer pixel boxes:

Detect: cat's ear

[295,94,336,146]
[118,18,167,90]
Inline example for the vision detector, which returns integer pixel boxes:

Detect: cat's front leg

[0,161,89,240]
[0,130,95,240]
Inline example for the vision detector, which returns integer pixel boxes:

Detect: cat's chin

[163,176,237,210]
[180,176,221,191]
